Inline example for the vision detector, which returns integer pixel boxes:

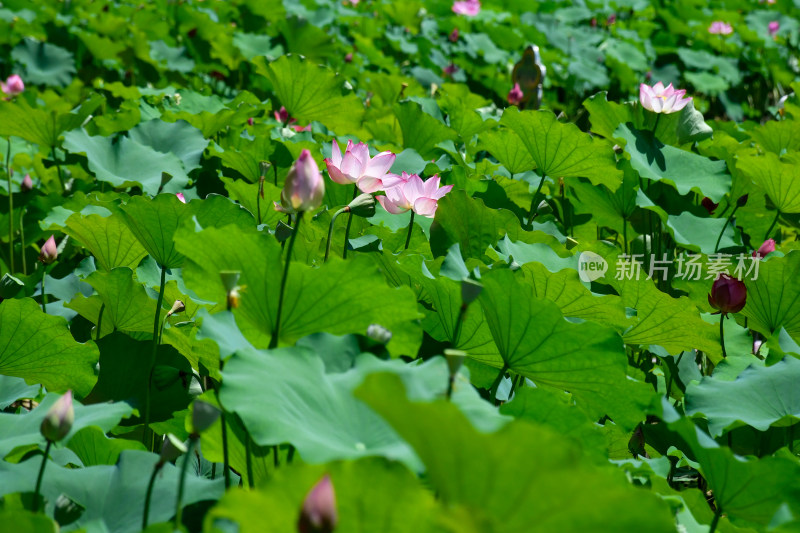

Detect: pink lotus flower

[298,474,337,533]
[274,149,325,214]
[21,174,33,192]
[507,83,524,106]
[274,106,312,132]
[377,173,453,218]
[752,238,776,258]
[324,139,396,194]
[708,21,733,35]
[639,82,693,114]
[452,0,480,16]
[40,390,74,442]
[39,235,58,264]
[769,21,779,36]
[1,74,24,96]
[176,192,186,203]
[449,28,459,42]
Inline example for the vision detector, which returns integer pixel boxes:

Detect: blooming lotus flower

[298,474,337,533]
[507,83,524,106]
[40,391,74,442]
[21,174,33,192]
[452,0,480,16]
[377,173,453,218]
[324,139,396,194]
[708,274,747,315]
[275,149,325,213]
[753,238,776,258]
[769,21,779,36]
[1,74,24,96]
[39,235,58,264]
[639,82,693,114]
[708,21,733,35]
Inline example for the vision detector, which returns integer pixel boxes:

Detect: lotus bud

[167,300,185,317]
[275,149,325,214]
[449,27,459,42]
[1,74,24,96]
[444,348,466,377]
[366,324,392,345]
[298,474,338,533]
[752,239,776,259]
[159,433,187,464]
[40,391,74,442]
[191,400,221,435]
[344,52,353,63]
[460,278,483,306]
[248,117,254,126]
[21,174,33,192]
[347,193,376,218]
[708,274,747,315]
[737,194,748,207]
[176,192,186,204]
[39,235,58,264]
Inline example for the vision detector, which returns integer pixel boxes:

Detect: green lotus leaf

[479,127,536,174]
[62,213,148,271]
[0,298,99,397]
[742,250,800,340]
[11,38,76,87]
[394,100,458,159]
[120,193,188,269]
[736,151,800,214]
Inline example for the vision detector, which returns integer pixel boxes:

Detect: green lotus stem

[509,374,522,399]
[713,204,740,253]
[719,314,727,359]
[342,187,358,259]
[404,211,415,250]
[220,411,231,489]
[32,440,52,513]
[52,146,65,194]
[622,217,628,254]
[41,264,49,314]
[526,173,546,229]
[446,375,455,401]
[709,505,723,533]
[270,212,303,349]
[7,138,13,275]
[489,363,509,403]
[245,430,254,488]
[19,209,26,276]
[144,264,168,450]
[256,175,264,226]
[652,113,661,136]
[764,210,781,241]
[451,303,468,348]
[174,437,197,529]
[97,304,105,341]
[324,207,348,262]
[142,462,163,529]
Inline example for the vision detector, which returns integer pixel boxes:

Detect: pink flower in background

[639,82,692,114]
[176,192,186,203]
[39,235,58,264]
[607,13,617,26]
[708,21,733,35]
[449,27,459,42]
[247,117,254,126]
[21,174,33,192]
[752,238,776,258]
[769,21,780,36]
[452,0,480,16]
[324,139,396,193]
[443,63,458,78]
[507,83,524,106]
[344,52,353,63]
[274,106,312,132]
[1,74,24,96]
[377,173,453,218]
[298,474,337,533]
[274,149,325,213]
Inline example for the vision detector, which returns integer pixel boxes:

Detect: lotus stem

[404,211,415,250]
[713,204,740,253]
[52,146,65,194]
[764,210,780,241]
[97,304,105,341]
[270,212,303,349]
[719,314,727,359]
[342,187,358,259]
[144,264,168,450]
[32,440,52,513]
[19,209,26,275]
[7,138,13,274]
[220,411,231,488]
[245,429,255,488]
[142,462,163,529]
[526,173,546,229]
[709,505,723,533]
[489,363,509,403]
[174,437,197,529]
[41,264,49,314]
[324,207,348,262]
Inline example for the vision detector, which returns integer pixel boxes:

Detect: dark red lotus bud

[248,117,254,126]
[449,27,459,42]
[701,197,718,214]
[708,274,747,315]
[737,194,748,207]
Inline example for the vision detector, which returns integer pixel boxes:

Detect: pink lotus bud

[298,474,337,533]
[176,192,186,203]
[40,391,74,442]
[769,21,779,36]
[752,239,776,259]
[449,27,459,42]
[248,117,254,126]
[507,83,524,106]
[275,106,291,124]
[606,13,617,25]
[443,64,458,78]
[39,235,58,264]
[21,174,33,192]
[1,74,24,96]
[753,338,764,355]
[275,149,325,214]
[344,52,353,63]
[708,274,747,315]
